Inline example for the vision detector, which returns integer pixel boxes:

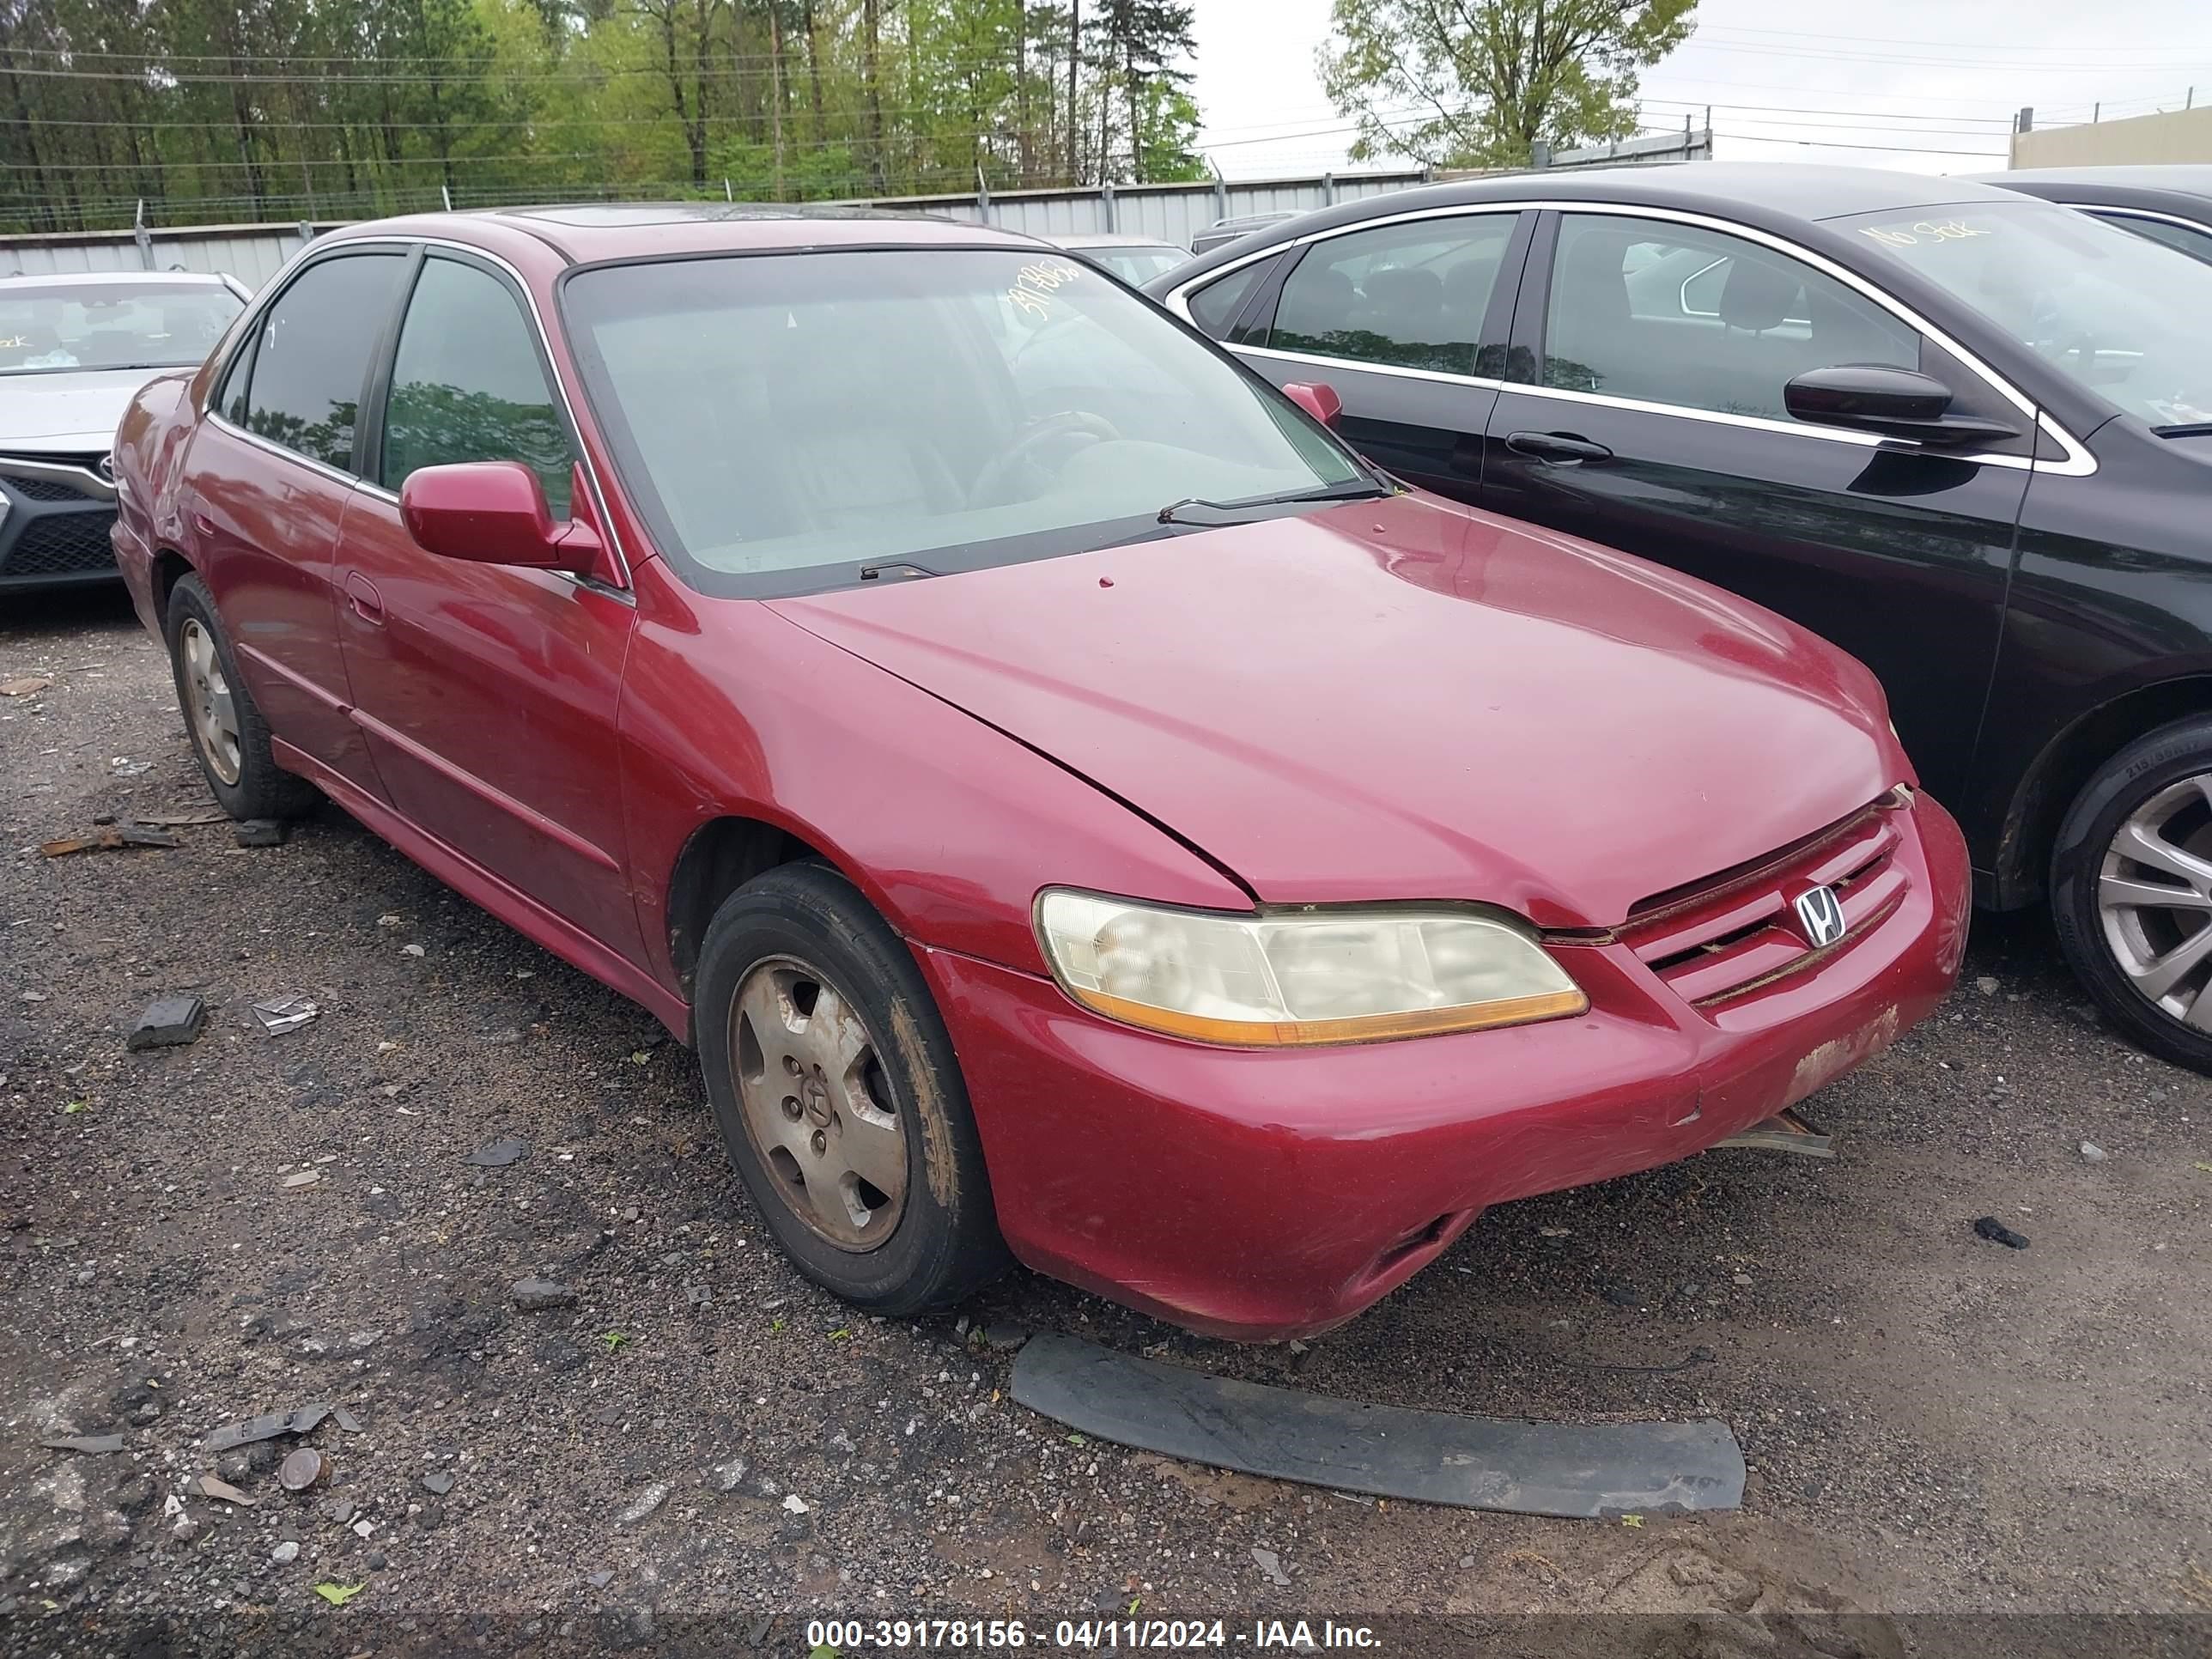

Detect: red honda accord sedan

[110,205,1969,1340]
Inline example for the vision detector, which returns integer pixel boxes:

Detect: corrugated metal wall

[0,172,1432,289]
[2,223,328,287]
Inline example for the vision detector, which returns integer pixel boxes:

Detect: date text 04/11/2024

[804,1619,1384,1650]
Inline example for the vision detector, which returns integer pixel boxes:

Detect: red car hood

[771,495,1904,929]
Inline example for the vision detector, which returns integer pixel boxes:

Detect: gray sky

[1190,0,2212,178]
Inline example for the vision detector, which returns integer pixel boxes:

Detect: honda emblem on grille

[1794,884,1846,948]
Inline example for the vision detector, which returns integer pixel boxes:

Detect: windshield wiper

[2152,422,2212,438]
[1155,480,1390,526]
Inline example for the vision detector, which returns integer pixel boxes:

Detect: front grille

[1620,797,1908,1008]
[2,473,97,503]
[2,508,118,577]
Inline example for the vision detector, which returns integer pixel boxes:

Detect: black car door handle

[1505,430,1613,465]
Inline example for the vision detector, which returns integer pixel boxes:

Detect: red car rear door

[333,247,642,960]
[185,249,413,793]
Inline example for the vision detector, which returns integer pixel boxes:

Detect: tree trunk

[1125,43,1139,183]
[1066,0,1079,185]
[688,0,711,186]
[769,4,787,198]
[0,41,57,232]
[863,0,884,192]
[803,0,824,149]
[1015,3,1030,185]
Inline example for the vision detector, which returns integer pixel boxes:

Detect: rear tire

[2051,716,2212,1073]
[696,863,1007,1316]
[163,573,317,821]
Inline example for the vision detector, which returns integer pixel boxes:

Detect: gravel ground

[3,589,2209,1658]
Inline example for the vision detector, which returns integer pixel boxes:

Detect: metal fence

[0,131,1710,288]
[0,170,1430,288]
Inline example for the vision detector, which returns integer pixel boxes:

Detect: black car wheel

[696,863,1006,1314]
[163,574,318,821]
[2052,716,2212,1073]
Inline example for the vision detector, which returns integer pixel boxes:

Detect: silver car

[1,270,248,591]
[1042,233,1192,287]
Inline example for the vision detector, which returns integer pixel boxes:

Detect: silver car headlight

[1034,889,1587,1047]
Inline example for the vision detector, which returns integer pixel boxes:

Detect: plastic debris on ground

[128,994,209,1051]
[1012,1334,1746,1519]
[252,995,319,1035]
[201,1402,334,1454]
[463,1135,529,1168]
[1972,1216,2030,1249]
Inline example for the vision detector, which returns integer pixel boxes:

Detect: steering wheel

[969,410,1121,507]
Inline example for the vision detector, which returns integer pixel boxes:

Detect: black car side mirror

[1784,364,2021,448]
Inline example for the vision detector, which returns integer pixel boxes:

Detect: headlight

[1034,889,1588,1047]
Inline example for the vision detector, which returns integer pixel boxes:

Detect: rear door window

[1264,214,1516,377]
[237,253,410,472]
[1184,256,1279,338]
[2097,211,2212,266]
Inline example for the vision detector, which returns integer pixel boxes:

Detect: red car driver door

[333,246,641,960]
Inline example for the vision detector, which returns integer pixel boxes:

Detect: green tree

[1318,0,1696,169]
[0,0,1205,229]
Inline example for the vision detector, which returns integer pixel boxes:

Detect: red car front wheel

[696,863,1006,1315]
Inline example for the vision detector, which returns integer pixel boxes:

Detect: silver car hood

[0,368,179,453]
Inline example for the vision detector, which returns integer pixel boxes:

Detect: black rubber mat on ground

[1011,1334,1745,1518]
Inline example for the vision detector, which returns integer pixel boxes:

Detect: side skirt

[272,737,692,1040]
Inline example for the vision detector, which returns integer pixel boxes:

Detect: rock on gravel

[512,1276,575,1310]
[616,1482,669,1525]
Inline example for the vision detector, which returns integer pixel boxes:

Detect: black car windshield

[1838,200,2212,428]
[0,282,242,376]
[560,248,1361,591]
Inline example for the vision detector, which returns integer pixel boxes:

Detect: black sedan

[1150,163,2212,1071]
[1975,164,2212,265]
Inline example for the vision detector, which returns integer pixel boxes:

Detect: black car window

[1184,258,1275,337]
[1266,214,1515,377]
[382,256,575,517]
[2099,212,2212,267]
[1547,214,1917,422]
[237,253,408,472]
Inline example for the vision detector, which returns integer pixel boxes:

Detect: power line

[1638,97,2013,127]
[1691,22,2209,60]
[1676,36,2212,74]
[1715,131,2008,160]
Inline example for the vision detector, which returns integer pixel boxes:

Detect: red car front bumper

[921,792,1969,1341]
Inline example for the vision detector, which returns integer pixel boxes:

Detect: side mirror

[398,461,613,580]
[1282,380,1343,429]
[1784,365,2020,447]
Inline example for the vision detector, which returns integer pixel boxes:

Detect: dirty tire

[696,863,1007,1315]
[2052,715,2212,1073]
[163,573,318,821]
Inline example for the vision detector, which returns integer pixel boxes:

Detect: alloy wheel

[727,955,908,1251]
[179,617,242,786]
[2096,773,2212,1027]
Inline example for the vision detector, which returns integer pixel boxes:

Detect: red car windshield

[560,247,1362,592]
